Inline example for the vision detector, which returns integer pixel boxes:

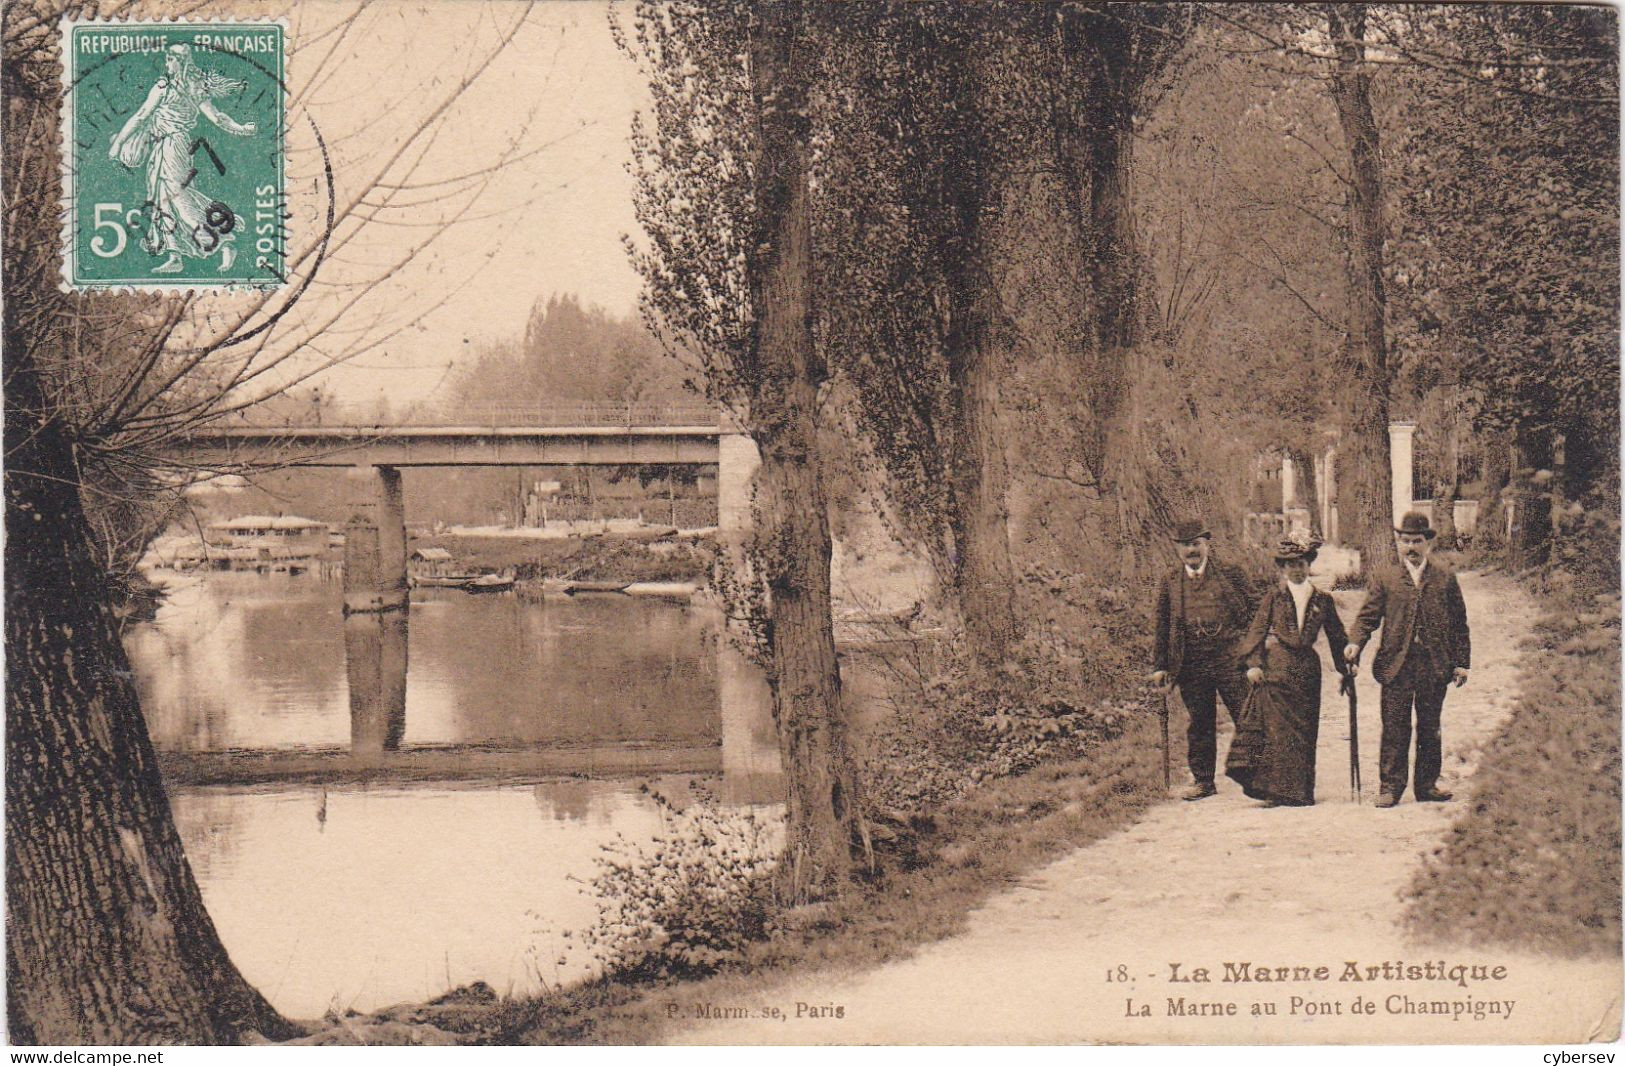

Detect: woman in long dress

[108,44,257,274]
[1225,535,1350,807]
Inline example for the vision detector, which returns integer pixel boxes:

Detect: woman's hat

[1170,518,1210,543]
[1394,511,1437,539]
[1274,534,1322,562]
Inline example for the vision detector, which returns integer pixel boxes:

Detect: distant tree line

[452,292,696,413]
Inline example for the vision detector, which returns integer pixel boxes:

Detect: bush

[863,589,1148,814]
[574,788,780,983]
[1545,483,1621,599]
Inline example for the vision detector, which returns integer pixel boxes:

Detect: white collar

[1285,579,1313,624]
[1403,557,1428,585]
[1184,559,1208,579]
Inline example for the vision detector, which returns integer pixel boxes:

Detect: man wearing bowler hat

[1345,511,1472,808]
[1152,518,1257,801]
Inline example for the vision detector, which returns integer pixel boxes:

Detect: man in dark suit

[1152,518,1257,801]
[1344,511,1472,808]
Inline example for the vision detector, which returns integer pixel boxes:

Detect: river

[124,572,781,1019]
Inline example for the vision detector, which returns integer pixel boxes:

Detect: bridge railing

[218,399,722,430]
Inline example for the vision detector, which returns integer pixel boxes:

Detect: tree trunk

[1434,418,1460,548]
[941,28,1020,668]
[1476,432,1513,551]
[1507,426,1554,569]
[746,0,867,904]
[1081,83,1150,559]
[1435,477,1460,549]
[4,354,293,1043]
[1558,419,1611,506]
[1327,5,1395,577]
[944,277,1020,666]
[1052,8,1170,570]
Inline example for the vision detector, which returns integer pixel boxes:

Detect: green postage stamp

[62,20,286,290]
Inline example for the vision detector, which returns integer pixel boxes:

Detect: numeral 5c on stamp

[62,20,286,290]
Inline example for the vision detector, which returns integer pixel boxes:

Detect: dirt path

[667,571,1620,1045]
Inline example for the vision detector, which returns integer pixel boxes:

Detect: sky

[221,0,652,410]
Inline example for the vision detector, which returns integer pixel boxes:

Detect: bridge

[176,402,727,468]
[170,402,760,614]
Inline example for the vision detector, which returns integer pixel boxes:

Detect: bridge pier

[343,464,409,614]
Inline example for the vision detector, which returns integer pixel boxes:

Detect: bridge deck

[192,423,721,436]
[172,422,726,468]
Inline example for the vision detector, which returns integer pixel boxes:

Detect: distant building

[203,515,330,570]
[1244,440,1333,548]
[409,546,455,577]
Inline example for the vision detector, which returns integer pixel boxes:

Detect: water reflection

[126,572,784,1017]
[346,611,407,758]
[172,782,690,1015]
[718,634,780,805]
[127,574,727,757]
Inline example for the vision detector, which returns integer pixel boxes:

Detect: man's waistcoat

[1153,559,1255,677]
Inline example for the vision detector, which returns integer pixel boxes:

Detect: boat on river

[412,574,477,589]
[465,574,516,593]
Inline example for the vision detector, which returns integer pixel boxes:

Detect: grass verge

[1403,585,1622,956]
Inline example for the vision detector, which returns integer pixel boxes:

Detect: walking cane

[1159,686,1174,790]
[1341,672,1361,803]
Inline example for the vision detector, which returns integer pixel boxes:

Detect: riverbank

[414,527,714,585]
[272,709,1171,1045]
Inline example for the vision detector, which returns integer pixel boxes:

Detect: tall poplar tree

[618,0,868,902]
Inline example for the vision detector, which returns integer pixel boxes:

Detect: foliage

[1385,5,1619,465]
[617,0,872,904]
[1544,480,1623,597]
[865,588,1148,814]
[816,6,1198,624]
[612,0,755,414]
[622,2,1204,654]
[454,293,693,412]
[1134,29,1347,524]
[572,788,780,983]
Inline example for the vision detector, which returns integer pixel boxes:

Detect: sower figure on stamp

[108,44,258,275]
[1343,512,1471,809]
[1151,518,1257,801]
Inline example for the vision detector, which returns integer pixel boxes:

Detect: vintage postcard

[3,0,1619,1051]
